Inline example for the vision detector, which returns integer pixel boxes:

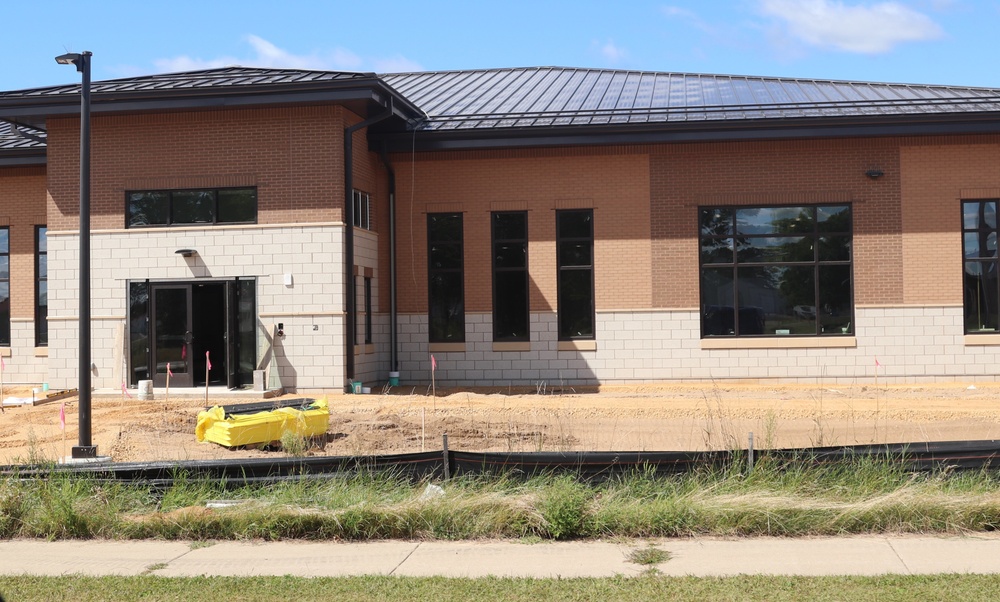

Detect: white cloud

[662,5,699,19]
[598,39,628,63]
[759,0,943,53]
[372,55,424,74]
[152,35,420,74]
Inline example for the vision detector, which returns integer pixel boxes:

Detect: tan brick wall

[389,149,651,314]
[898,137,1000,305]
[0,166,46,318]
[46,106,351,231]
[650,138,902,308]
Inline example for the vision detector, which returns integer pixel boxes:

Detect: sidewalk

[1,535,999,578]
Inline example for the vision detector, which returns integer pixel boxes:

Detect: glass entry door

[130,279,256,390]
[151,284,193,387]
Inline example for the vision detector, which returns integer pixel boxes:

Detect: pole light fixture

[55,50,96,459]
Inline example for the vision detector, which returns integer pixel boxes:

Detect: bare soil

[2,383,1000,464]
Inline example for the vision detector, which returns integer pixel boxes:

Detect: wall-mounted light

[865,168,884,179]
[175,249,196,257]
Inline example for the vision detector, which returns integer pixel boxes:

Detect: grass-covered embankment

[2,457,999,540]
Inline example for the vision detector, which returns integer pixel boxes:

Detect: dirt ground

[2,382,1000,464]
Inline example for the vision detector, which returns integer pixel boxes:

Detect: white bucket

[361,387,372,394]
[137,380,154,401]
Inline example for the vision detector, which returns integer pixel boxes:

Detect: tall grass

[2,458,999,541]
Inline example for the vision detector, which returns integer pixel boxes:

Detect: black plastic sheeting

[210,397,316,418]
[3,440,1000,486]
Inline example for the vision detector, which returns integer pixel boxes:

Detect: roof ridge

[382,65,1000,92]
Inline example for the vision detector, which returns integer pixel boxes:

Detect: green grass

[2,459,1000,541]
[2,574,1000,602]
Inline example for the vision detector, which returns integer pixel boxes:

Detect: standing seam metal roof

[0,67,379,101]
[381,66,1000,131]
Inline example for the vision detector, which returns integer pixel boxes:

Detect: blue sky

[5,0,1000,91]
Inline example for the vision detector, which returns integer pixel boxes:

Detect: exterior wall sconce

[175,249,196,257]
[865,168,884,179]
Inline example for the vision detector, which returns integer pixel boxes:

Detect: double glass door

[129,279,256,389]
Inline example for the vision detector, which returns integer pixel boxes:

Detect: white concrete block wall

[393,307,1000,386]
[3,320,48,385]
[48,224,347,391]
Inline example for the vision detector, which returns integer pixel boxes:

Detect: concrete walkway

[1,535,999,578]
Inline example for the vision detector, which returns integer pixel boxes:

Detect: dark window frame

[364,276,373,345]
[962,199,1000,333]
[698,204,854,338]
[0,226,8,346]
[353,190,371,230]
[491,211,530,342]
[125,187,257,228]
[556,209,595,341]
[427,212,465,343]
[35,226,47,347]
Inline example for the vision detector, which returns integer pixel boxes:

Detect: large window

[0,227,8,346]
[963,200,1000,332]
[126,187,256,228]
[699,205,853,337]
[428,213,464,343]
[492,212,529,341]
[556,209,595,340]
[35,226,47,346]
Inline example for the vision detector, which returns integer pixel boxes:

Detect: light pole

[55,51,96,459]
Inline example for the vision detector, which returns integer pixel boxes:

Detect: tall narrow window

[35,226,47,346]
[364,276,373,345]
[353,190,371,230]
[0,227,8,346]
[128,281,150,385]
[492,211,529,341]
[699,204,853,337]
[963,200,1000,332]
[428,213,464,342]
[556,210,595,340]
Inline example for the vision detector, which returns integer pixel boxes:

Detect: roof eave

[0,79,424,125]
[0,149,46,167]
[374,112,1000,152]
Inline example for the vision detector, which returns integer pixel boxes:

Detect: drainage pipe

[344,102,393,387]
[378,145,398,372]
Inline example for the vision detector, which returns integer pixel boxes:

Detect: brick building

[1,65,1000,391]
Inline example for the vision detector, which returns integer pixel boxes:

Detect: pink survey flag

[121,382,132,398]
[59,403,65,431]
[875,357,881,367]
[181,345,186,360]
[206,351,212,371]
[167,362,173,377]
[430,354,437,373]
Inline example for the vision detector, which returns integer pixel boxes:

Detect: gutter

[344,101,394,388]
[378,145,398,372]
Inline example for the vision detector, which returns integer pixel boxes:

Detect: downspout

[378,145,398,372]
[344,101,393,388]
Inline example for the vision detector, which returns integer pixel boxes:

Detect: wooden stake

[421,407,426,452]
[205,351,211,405]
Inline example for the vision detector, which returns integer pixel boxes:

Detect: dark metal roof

[0,67,377,100]
[0,66,424,130]
[0,121,46,166]
[381,66,1000,131]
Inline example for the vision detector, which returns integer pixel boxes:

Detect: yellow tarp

[196,398,329,448]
